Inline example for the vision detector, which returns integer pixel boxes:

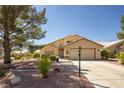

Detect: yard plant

[0,71,6,78]
[33,52,40,60]
[37,57,51,78]
[101,50,109,60]
[116,52,124,64]
[0,6,47,64]
[49,55,59,62]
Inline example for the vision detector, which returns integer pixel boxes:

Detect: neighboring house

[11,49,28,54]
[100,39,124,54]
[40,34,103,60]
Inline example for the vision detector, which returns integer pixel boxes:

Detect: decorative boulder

[10,76,22,86]
[54,67,61,72]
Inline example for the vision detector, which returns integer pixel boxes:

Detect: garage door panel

[70,48,95,60]
[81,49,94,60]
[70,49,78,60]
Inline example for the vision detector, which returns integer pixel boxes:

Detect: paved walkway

[72,60,124,88]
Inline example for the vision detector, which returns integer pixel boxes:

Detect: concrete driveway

[72,61,124,88]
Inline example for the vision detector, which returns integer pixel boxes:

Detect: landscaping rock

[54,67,61,72]
[0,64,12,70]
[0,61,94,88]
[10,76,22,86]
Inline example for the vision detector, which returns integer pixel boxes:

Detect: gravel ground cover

[0,61,94,88]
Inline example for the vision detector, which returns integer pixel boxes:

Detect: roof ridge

[103,39,124,48]
[64,37,103,47]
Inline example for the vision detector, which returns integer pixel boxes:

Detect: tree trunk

[3,31,11,64]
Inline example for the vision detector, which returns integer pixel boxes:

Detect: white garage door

[70,48,95,60]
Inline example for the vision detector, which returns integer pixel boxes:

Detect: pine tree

[0,6,47,64]
[117,15,124,39]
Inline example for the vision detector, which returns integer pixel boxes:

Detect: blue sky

[35,5,124,45]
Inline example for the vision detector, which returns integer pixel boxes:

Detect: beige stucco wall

[40,45,59,56]
[64,39,102,60]
[52,39,64,48]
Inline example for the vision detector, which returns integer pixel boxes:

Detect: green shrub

[12,54,23,60]
[24,52,33,59]
[33,53,40,59]
[37,57,51,78]
[116,52,124,64]
[41,55,46,58]
[0,71,6,78]
[50,55,56,61]
[101,50,109,60]
[15,55,22,60]
[49,55,59,62]
[108,52,116,58]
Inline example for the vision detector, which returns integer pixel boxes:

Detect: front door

[59,49,64,58]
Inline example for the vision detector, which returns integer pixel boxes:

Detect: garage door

[70,48,95,60]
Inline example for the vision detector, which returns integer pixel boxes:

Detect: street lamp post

[78,46,81,78]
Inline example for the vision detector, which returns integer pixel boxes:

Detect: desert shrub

[0,71,6,78]
[101,50,109,60]
[49,55,57,61]
[15,55,22,60]
[41,55,46,58]
[11,53,23,60]
[49,55,59,62]
[108,52,116,58]
[116,52,124,64]
[49,55,56,61]
[23,52,34,60]
[37,57,51,78]
[14,54,22,60]
[56,56,59,62]
[33,53,40,59]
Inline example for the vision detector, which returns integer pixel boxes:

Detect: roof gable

[64,37,103,47]
[41,43,58,49]
[51,34,82,44]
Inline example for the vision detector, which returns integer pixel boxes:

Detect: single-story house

[40,34,124,60]
[40,34,103,60]
[40,34,82,57]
